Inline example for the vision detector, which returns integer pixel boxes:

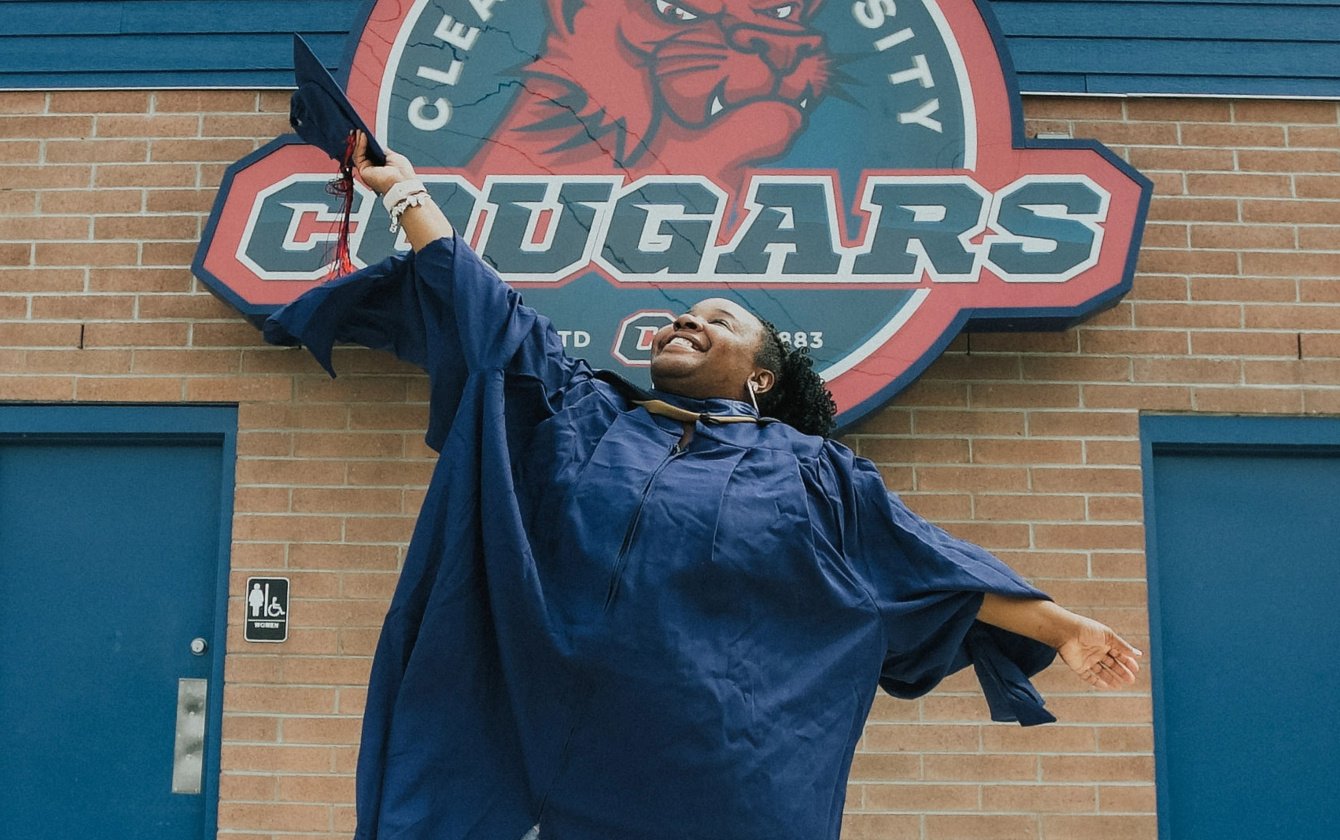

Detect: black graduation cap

[290,34,386,166]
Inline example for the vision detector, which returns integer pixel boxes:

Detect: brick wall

[2,89,1338,839]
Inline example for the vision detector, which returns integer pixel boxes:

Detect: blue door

[1142,416,1340,840]
[0,405,235,840]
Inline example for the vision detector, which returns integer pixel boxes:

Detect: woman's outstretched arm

[977,594,1143,689]
[352,133,453,252]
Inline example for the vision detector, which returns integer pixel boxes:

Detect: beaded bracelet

[382,179,429,233]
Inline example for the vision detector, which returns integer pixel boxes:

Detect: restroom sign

[244,577,289,643]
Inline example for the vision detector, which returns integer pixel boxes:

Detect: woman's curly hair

[753,320,837,438]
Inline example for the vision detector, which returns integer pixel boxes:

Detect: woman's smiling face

[648,298,776,403]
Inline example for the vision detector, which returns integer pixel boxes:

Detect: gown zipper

[603,440,685,610]
[537,436,687,826]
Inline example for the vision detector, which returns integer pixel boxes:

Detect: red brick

[1126,146,1232,172]
[11,163,92,188]
[276,774,355,804]
[342,516,418,543]
[233,514,341,543]
[1184,172,1292,197]
[923,814,1040,839]
[914,466,1029,493]
[1132,357,1240,384]
[1245,358,1340,386]
[1137,248,1239,276]
[1287,125,1340,148]
[1019,356,1130,384]
[1180,123,1286,148]
[1190,330,1298,357]
[863,782,979,811]
[218,772,279,800]
[1133,303,1240,330]
[964,331,1079,353]
[923,352,1021,381]
[40,188,142,214]
[1086,496,1144,521]
[0,215,90,240]
[94,163,198,188]
[1298,227,1340,251]
[1096,784,1156,813]
[151,137,258,163]
[0,115,92,139]
[30,294,135,320]
[1192,386,1304,413]
[82,322,189,347]
[0,322,82,347]
[0,375,75,399]
[982,783,1097,813]
[155,90,259,112]
[1022,97,1124,121]
[972,438,1083,466]
[1147,197,1238,222]
[145,189,216,213]
[1233,100,1339,124]
[132,348,241,374]
[88,267,193,292]
[203,113,291,137]
[1074,121,1178,146]
[1043,814,1158,839]
[1243,303,1340,330]
[0,92,47,114]
[49,91,151,114]
[1138,223,1188,249]
[95,113,201,138]
[74,377,182,401]
[969,383,1081,409]
[93,214,200,241]
[1301,333,1340,358]
[1035,523,1143,551]
[1026,411,1137,438]
[0,139,39,163]
[1096,727,1153,753]
[1090,553,1147,579]
[925,754,1039,782]
[45,139,149,164]
[141,241,202,266]
[218,801,331,832]
[1241,198,1334,225]
[911,409,1025,437]
[1188,224,1295,252]
[839,813,921,839]
[890,379,969,407]
[281,716,364,745]
[1079,328,1188,356]
[1295,174,1340,199]
[975,493,1085,522]
[1239,148,1340,173]
[1127,98,1230,122]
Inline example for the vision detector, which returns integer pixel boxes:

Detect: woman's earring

[747,380,761,414]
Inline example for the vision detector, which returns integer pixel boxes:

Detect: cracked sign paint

[194,0,1151,429]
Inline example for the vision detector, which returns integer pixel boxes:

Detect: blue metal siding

[1,0,1338,96]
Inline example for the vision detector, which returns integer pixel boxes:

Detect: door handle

[171,678,208,794]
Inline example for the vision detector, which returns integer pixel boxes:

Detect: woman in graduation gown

[265,138,1141,840]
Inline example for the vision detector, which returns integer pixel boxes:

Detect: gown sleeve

[262,235,580,450]
[847,457,1059,726]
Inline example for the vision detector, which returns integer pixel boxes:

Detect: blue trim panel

[2,1,1339,97]
[1139,413,1340,840]
[0,403,238,840]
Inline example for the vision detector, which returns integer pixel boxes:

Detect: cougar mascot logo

[468,0,831,190]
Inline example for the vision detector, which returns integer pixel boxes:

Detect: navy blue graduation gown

[265,236,1057,840]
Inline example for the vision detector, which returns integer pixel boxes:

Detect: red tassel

[323,130,360,279]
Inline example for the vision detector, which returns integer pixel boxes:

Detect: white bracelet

[382,179,427,213]
[387,192,430,233]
